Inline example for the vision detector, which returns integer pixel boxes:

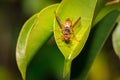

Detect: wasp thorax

[65,24,70,28]
[64,18,72,26]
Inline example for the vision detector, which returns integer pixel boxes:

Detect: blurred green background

[0,0,120,80]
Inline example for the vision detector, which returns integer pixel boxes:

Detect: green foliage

[94,3,120,26]
[76,10,120,80]
[16,4,58,80]
[112,22,120,58]
[16,0,120,80]
[22,0,60,15]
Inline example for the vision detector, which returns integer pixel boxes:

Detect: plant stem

[63,59,72,80]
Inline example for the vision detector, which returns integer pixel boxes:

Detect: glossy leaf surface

[16,4,58,79]
[54,0,97,60]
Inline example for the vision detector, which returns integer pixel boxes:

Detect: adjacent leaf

[94,3,120,26]
[16,4,58,80]
[112,22,120,57]
[54,0,97,60]
[75,10,120,80]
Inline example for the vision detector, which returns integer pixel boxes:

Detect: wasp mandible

[54,12,81,43]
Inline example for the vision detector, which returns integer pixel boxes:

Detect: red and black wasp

[54,12,81,43]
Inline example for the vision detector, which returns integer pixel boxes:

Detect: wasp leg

[54,11,64,29]
[73,17,81,28]
[105,0,120,6]
[73,37,80,42]
[56,35,64,41]
[71,32,80,42]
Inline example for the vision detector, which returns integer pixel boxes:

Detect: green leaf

[112,22,120,57]
[16,4,58,80]
[54,0,97,79]
[54,0,97,61]
[93,0,109,18]
[22,0,60,15]
[94,3,120,26]
[76,10,120,80]
[26,43,64,80]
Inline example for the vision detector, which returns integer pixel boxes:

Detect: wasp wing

[54,12,64,29]
[73,17,81,28]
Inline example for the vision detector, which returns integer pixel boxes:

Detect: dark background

[0,0,61,80]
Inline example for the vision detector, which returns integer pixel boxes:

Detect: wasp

[54,12,81,43]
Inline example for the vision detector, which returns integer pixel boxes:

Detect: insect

[54,12,81,43]
[105,0,120,6]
